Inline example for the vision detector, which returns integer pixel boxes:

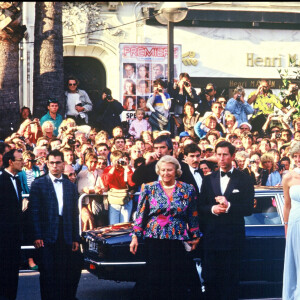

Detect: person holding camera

[100,150,135,225]
[170,73,199,135]
[40,98,63,136]
[196,83,217,116]
[261,113,290,135]
[65,76,93,126]
[248,80,288,133]
[91,87,124,136]
[147,79,172,131]
[281,82,300,122]
[225,85,254,126]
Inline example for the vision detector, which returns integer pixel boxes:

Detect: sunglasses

[68,83,77,86]
[67,172,76,177]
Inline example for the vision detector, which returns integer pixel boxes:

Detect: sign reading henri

[120,43,182,123]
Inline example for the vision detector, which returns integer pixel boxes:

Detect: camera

[236,95,241,101]
[75,103,83,107]
[250,160,256,164]
[158,89,163,93]
[67,138,76,146]
[184,81,191,87]
[276,133,281,138]
[117,159,127,166]
[106,94,112,101]
[278,163,285,171]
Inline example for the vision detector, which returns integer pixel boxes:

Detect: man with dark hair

[178,143,203,196]
[0,149,23,300]
[198,140,254,300]
[30,149,80,300]
[65,76,93,125]
[132,135,173,186]
[113,136,126,151]
[40,98,63,136]
[280,156,291,171]
[91,87,124,135]
[281,129,293,143]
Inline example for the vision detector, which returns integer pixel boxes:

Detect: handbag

[107,188,130,205]
[148,110,169,130]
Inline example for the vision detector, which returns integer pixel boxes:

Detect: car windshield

[245,196,281,225]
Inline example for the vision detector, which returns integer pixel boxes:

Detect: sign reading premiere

[120,43,182,123]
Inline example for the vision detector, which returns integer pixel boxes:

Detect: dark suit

[178,162,204,196]
[132,161,158,186]
[29,174,80,300]
[0,170,22,300]
[198,169,254,300]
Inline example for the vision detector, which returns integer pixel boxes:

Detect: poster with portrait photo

[123,95,136,111]
[137,96,150,112]
[137,79,150,95]
[123,78,136,96]
[120,43,182,120]
[123,63,136,80]
[137,63,150,80]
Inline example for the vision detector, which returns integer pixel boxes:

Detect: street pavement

[17,270,281,300]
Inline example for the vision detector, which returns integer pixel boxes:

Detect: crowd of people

[1,74,300,300]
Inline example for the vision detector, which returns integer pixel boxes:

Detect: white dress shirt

[5,169,19,200]
[49,173,63,216]
[189,165,203,192]
[220,167,234,195]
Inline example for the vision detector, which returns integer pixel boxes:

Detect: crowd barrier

[20,191,140,251]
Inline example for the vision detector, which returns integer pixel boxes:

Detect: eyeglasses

[240,127,249,130]
[271,130,280,133]
[14,158,24,162]
[98,161,107,165]
[68,83,77,86]
[27,159,37,163]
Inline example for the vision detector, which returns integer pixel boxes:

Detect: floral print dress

[132,180,202,240]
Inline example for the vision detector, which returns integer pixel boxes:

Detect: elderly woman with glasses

[130,155,201,300]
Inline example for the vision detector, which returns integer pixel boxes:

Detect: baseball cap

[179,131,190,138]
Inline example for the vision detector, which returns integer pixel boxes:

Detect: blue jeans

[109,200,133,225]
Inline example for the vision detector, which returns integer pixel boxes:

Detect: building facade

[20,2,300,113]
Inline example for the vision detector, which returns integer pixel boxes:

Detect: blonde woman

[41,120,55,140]
[258,152,281,186]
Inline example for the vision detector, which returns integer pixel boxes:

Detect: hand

[144,152,159,165]
[130,236,138,255]
[187,238,200,251]
[72,242,79,252]
[257,85,264,95]
[82,186,92,194]
[75,105,84,112]
[267,113,274,121]
[212,205,227,215]
[94,186,104,194]
[34,239,44,249]
[215,196,229,208]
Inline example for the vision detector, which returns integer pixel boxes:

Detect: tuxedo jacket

[0,170,23,246]
[29,174,80,245]
[178,162,204,196]
[198,168,254,250]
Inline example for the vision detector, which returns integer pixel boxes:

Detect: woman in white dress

[282,141,300,299]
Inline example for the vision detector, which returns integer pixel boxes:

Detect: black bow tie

[221,171,232,178]
[10,174,18,180]
[194,169,201,174]
[54,178,63,183]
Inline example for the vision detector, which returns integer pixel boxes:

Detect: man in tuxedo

[179,143,203,196]
[198,141,254,300]
[0,149,23,300]
[30,149,80,300]
[132,134,173,186]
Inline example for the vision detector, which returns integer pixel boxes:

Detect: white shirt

[188,165,203,192]
[220,167,234,195]
[49,173,63,216]
[66,93,81,116]
[5,169,19,200]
